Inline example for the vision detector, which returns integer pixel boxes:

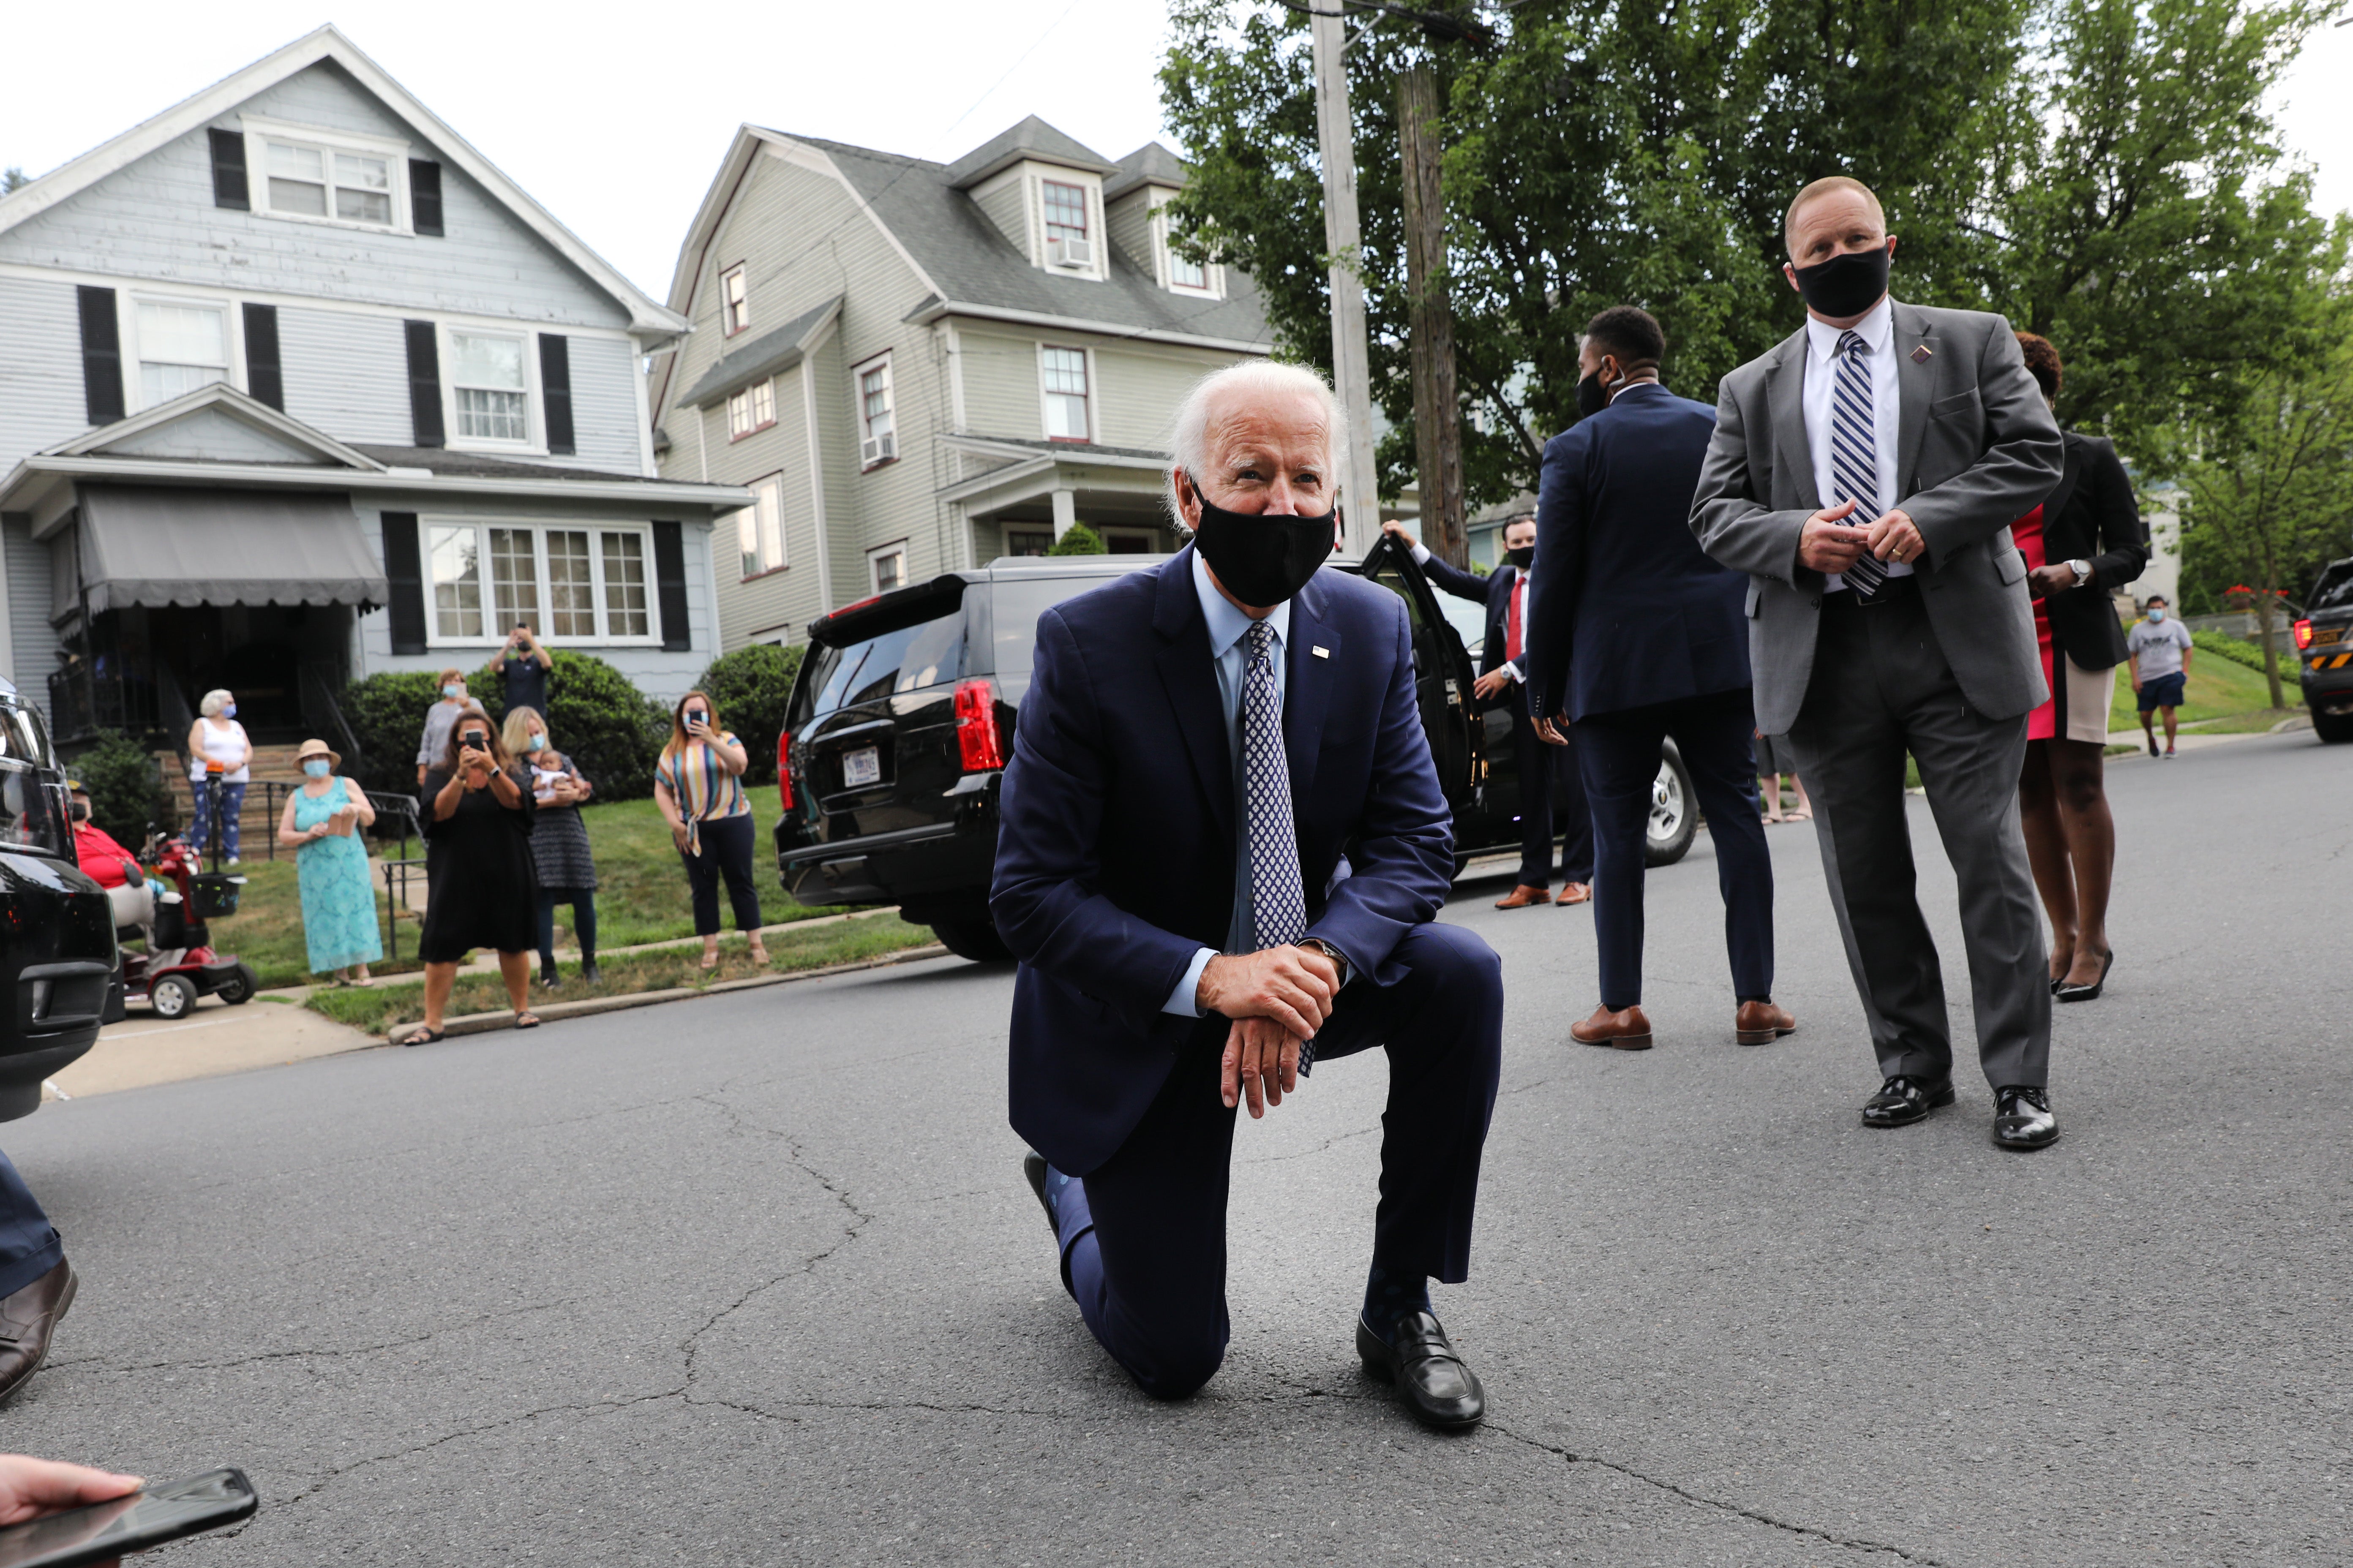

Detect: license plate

[840,746,881,788]
[2316,627,2344,646]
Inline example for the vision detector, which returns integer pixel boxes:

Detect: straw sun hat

[294,738,342,769]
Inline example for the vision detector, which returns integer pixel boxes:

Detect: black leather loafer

[1860,1074,1956,1129]
[0,1259,76,1404]
[1021,1151,1055,1237]
[1992,1085,2059,1150]
[1358,1310,1485,1430]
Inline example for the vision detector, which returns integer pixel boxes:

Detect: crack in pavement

[1238,1122,1381,1165]
[695,1392,1077,1423]
[1483,1421,1952,1565]
[43,1292,603,1380]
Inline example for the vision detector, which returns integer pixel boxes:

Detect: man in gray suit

[1690,176,2065,1150]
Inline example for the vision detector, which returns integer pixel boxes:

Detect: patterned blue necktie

[1241,619,1313,1075]
[1831,329,1886,601]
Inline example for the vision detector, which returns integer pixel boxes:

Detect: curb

[388,942,953,1044]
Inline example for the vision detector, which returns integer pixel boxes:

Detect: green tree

[1047,523,1107,555]
[0,169,29,195]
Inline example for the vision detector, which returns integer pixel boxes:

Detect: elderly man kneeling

[991,361,1503,1429]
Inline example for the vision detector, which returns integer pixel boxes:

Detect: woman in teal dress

[274,738,382,985]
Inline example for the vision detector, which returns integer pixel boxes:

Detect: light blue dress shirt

[1162,551,1290,1016]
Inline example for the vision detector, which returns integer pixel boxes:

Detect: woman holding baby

[501,706,600,989]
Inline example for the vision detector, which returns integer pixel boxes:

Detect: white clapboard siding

[278,308,413,445]
[957,327,1047,440]
[0,276,100,474]
[2,518,58,719]
[559,334,643,475]
[0,63,627,329]
[1093,343,1231,451]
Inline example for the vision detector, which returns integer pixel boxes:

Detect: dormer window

[1152,198,1223,298]
[720,264,749,335]
[1042,180,1093,269]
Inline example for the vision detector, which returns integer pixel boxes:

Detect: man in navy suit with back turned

[1383,513,1594,910]
[1523,306,1791,1051]
[992,361,1504,1429]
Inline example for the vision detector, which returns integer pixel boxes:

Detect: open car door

[1356,531,1483,818]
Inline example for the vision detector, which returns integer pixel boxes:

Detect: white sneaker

[227,856,242,864]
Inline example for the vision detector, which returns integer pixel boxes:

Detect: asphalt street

[1,731,2345,1566]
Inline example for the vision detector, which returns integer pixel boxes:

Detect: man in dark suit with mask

[995,361,1504,1428]
[1690,176,2064,1149]
[1384,514,1593,909]
[1523,307,1788,1051]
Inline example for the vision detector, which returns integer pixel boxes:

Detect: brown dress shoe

[1493,884,1553,910]
[1570,1004,1652,1050]
[0,1259,76,1403]
[1734,999,1797,1045]
[1555,882,1593,905]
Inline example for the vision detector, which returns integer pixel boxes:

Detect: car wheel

[2315,708,2353,745]
[1644,751,1699,867]
[216,962,259,1004]
[930,917,1015,964]
[150,974,200,1020]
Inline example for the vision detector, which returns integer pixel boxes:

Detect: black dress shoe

[1357,1310,1485,1430]
[1992,1085,2059,1150]
[2056,949,2113,1003]
[1021,1151,1055,1237]
[0,1259,76,1403]
[1860,1074,1956,1129]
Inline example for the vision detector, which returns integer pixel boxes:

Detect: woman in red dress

[2012,335,2150,1002]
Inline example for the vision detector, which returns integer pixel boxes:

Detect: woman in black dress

[412,703,541,1042]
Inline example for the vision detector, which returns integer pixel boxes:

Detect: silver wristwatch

[2068,558,2092,587]
[1301,938,1350,988]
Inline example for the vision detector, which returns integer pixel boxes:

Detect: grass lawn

[202,795,867,989]
[2106,649,2290,734]
[303,913,936,1035]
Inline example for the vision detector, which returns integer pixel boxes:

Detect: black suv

[774,535,1698,961]
[2298,557,2353,745]
[0,679,117,1118]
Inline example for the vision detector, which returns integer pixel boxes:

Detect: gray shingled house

[0,26,748,746]
[650,117,1273,652]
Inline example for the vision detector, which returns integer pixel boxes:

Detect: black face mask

[1504,545,1535,570]
[69,802,90,823]
[1790,242,1891,319]
[1186,480,1336,607]
[1576,370,1611,419]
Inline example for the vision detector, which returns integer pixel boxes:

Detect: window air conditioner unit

[1050,235,1094,268]
[862,430,897,466]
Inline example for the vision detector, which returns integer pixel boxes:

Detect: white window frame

[239,114,411,235]
[720,263,750,336]
[421,519,662,648]
[1033,170,1107,278]
[1002,526,1053,558]
[442,326,541,452]
[733,474,787,580]
[727,378,776,441]
[853,351,897,469]
[1038,343,1096,444]
[1151,193,1223,299]
[123,291,241,412]
[867,539,909,595]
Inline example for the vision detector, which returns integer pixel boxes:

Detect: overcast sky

[3,3,2348,303]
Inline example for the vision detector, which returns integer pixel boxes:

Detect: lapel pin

[1910,343,1934,364]
[1312,645,1330,659]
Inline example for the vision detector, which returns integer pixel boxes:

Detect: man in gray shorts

[2127,596,2195,757]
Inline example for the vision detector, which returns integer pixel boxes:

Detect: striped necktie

[1241,619,1314,1075]
[1831,329,1886,600]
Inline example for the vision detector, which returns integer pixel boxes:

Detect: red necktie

[1505,572,1525,664]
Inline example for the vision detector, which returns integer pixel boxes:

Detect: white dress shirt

[1801,296,1909,591]
[1412,541,1523,679]
[1163,551,1291,1016]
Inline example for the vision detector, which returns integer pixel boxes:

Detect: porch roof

[78,485,388,613]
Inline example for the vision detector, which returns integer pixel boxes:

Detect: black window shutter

[403,321,444,447]
[652,521,691,652]
[76,286,125,425]
[540,334,575,455]
[207,128,249,210]
[409,160,443,236]
[382,512,428,654]
[242,303,283,410]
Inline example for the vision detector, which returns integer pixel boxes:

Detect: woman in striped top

[655,689,768,970]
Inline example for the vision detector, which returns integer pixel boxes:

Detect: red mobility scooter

[115,764,257,1020]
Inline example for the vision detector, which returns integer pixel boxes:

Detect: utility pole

[1309,4,1382,557]
[1397,63,1467,568]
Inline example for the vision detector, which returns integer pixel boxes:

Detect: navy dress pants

[0,1149,63,1298]
[1510,699,1593,887]
[1051,922,1503,1400]
[1575,688,1774,1010]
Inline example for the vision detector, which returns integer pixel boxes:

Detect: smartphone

[0,1469,256,1568]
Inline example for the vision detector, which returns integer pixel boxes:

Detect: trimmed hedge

[695,643,803,785]
[2187,627,2298,687]
[70,729,176,845]
[1048,523,1107,555]
[342,651,668,803]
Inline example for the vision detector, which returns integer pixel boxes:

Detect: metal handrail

[379,856,426,966]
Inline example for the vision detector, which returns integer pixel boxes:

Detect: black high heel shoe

[2056,948,2114,1002]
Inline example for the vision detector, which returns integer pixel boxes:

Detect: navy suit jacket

[1418,553,1519,681]
[1525,382,1750,724]
[990,547,1454,1176]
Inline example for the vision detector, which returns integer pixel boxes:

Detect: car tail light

[2293,618,2313,651]
[777,731,795,812]
[954,678,1005,772]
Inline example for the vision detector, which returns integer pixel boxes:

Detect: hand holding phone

[0,1465,254,1568]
